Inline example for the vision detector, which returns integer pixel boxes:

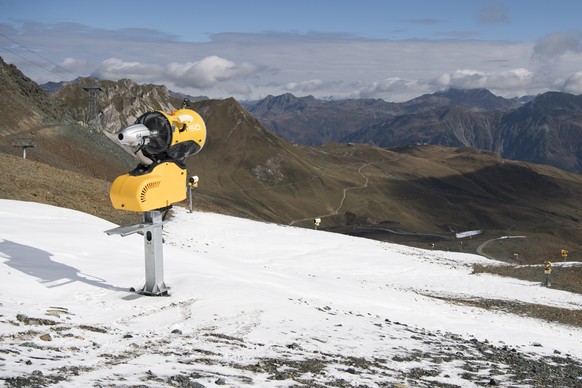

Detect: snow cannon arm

[117,124,151,147]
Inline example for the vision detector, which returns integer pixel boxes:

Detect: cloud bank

[3,21,582,101]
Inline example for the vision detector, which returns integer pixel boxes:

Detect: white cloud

[433,69,488,89]
[59,57,87,74]
[4,20,582,101]
[562,72,582,94]
[432,68,533,90]
[531,32,582,63]
[223,82,253,97]
[494,68,534,88]
[92,58,163,82]
[285,79,324,93]
[358,77,424,98]
[88,55,262,95]
[165,56,259,89]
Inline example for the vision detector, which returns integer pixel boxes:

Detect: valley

[1,57,582,269]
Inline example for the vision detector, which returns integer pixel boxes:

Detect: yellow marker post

[544,261,552,287]
[561,249,568,262]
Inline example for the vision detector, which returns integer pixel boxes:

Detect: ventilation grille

[140,181,161,203]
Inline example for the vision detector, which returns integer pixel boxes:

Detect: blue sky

[2,0,582,101]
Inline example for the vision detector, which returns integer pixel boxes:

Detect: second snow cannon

[110,109,206,212]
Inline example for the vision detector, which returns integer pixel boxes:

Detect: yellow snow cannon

[110,109,206,212]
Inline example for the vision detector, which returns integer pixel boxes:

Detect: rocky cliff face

[496,93,582,172]
[52,78,177,134]
[342,106,503,151]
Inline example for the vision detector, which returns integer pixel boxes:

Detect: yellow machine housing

[162,108,206,150]
[110,162,187,212]
[110,108,207,212]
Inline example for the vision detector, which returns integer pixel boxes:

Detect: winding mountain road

[476,235,527,260]
[289,163,372,226]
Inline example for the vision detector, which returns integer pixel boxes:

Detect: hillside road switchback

[289,163,372,226]
[477,236,527,260]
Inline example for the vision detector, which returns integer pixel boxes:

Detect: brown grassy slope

[0,153,140,226]
[0,152,230,227]
[0,122,137,181]
[183,98,582,265]
[322,144,582,263]
[185,98,360,223]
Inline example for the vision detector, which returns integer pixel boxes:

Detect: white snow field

[1,199,582,387]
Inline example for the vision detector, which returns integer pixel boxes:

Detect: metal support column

[142,210,168,295]
[105,209,169,296]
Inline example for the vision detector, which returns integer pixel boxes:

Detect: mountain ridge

[1,57,582,263]
[246,89,582,173]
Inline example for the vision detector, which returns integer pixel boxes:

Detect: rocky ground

[2,307,582,387]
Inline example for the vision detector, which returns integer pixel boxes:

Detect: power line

[0,44,69,80]
[0,32,79,82]
[0,32,104,131]
[0,31,77,79]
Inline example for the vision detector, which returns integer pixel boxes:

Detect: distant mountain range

[2,55,582,261]
[244,89,582,173]
[43,74,582,174]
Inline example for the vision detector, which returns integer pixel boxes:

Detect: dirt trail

[289,163,372,226]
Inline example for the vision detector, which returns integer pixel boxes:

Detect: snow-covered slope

[1,199,581,387]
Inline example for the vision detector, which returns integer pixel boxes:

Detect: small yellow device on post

[110,109,206,212]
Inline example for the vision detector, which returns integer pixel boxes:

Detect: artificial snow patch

[1,200,582,387]
[455,229,483,238]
